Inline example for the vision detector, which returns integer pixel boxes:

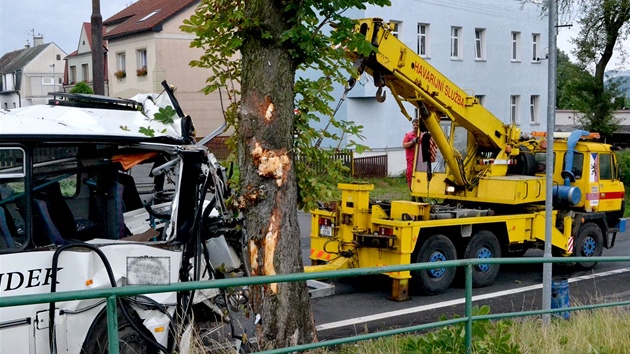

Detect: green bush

[70,81,94,94]
[401,305,520,354]
[617,148,630,188]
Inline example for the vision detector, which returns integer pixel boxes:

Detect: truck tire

[573,222,603,270]
[508,146,536,176]
[81,303,157,354]
[463,230,501,287]
[413,234,457,295]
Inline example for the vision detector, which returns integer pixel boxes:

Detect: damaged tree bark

[238,0,317,349]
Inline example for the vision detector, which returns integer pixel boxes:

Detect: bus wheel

[574,222,603,270]
[413,234,457,295]
[82,304,156,354]
[463,230,501,288]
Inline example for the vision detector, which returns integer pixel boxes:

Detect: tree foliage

[181,0,390,349]
[556,49,624,137]
[526,0,630,138]
[69,81,94,94]
[570,0,630,138]
[181,0,388,211]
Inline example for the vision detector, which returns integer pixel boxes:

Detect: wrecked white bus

[0,82,251,353]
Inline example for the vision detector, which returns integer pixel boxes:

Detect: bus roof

[0,92,186,143]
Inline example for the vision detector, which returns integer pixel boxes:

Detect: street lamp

[50,64,56,92]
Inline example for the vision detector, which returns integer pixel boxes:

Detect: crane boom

[349,18,523,189]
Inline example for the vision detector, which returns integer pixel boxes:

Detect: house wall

[0,72,17,109]
[106,8,229,137]
[67,53,93,84]
[107,32,156,95]
[556,109,630,126]
[21,44,66,105]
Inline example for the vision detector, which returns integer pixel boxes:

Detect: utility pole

[50,64,56,92]
[91,0,105,95]
[542,0,558,326]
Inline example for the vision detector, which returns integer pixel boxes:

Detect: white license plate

[320,225,333,237]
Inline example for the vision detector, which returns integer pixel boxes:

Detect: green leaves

[153,106,177,125]
[181,0,390,210]
[401,306,520,354]
[134,105,176,137]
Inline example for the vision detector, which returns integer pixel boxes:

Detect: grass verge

[307,302,630,354]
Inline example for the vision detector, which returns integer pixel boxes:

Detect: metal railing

[1,256,629,354]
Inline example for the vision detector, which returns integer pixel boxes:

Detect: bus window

[0,148,25,250]
[0,147,25,179]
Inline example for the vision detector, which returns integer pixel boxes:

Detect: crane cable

[314,57,367,149]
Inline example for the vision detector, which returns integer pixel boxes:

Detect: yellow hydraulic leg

[389,278,410,302]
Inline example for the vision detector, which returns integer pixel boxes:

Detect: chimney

[33,35,44,47]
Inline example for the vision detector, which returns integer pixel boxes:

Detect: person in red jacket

[403,119,437,190]
[402,119,419,189]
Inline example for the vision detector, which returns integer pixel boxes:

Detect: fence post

[107,295,120,354]
[465,264,473,353]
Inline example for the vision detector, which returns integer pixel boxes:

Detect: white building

[308,0,549,175]
[0,37,67,108]
[64,22,109,95]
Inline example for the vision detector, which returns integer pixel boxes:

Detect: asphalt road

[297,211,630,340]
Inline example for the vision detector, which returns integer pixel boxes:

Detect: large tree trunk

[238,0,317,350]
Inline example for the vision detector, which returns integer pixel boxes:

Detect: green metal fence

[1,256,630,354]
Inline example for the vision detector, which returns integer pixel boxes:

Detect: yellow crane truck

[305,18,626,301]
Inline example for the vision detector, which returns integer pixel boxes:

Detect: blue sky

[0,0,131,55]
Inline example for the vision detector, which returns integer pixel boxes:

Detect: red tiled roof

[103,0,198,40]
[83,22,93,50]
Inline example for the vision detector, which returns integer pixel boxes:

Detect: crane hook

[376,86,387,102]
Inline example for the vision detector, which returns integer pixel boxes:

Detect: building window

[532,33,541,61]
[417,23,429,57]
[390,21,401,38]
[82,64,89,82]
[136,49,148,76]
[116,52,126,72]
[475,95,485,106]
[530,95,539,124]
[56,54,61,60]
[474,29,485,60]
[510,95,520,124]
[69,66,77,84]
[451,26,462,59]
[511,31,521,61]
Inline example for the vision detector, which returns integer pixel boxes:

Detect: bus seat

[0,207,16,248]
[32,198,66,246]
[118,172,144,212]
[33,181,98,244]
[90,180,127,239]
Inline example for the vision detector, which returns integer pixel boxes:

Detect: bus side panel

[0,244,182,353]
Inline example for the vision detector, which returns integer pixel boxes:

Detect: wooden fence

[353,154,388,178]
[201,136,388,178]
[203,136,232,161]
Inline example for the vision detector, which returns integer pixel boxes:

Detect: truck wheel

[413,234,457,295]
[463,230,501,287]
[574,222,603,270]
[82,303,157,354]
[508,146,536,176]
